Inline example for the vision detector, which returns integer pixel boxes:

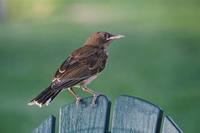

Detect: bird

[28,32,124,107]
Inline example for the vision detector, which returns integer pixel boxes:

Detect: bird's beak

[107,34,125,40]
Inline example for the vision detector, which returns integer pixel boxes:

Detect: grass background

[0,0,200,133]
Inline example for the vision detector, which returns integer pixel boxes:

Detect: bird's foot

[76,96,81,106]
[91,93,100,106]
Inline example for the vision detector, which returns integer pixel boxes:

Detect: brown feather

[52,45,107,88]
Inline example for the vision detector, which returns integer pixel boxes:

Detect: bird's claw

[91,93,99,106]
[76,96,81,106]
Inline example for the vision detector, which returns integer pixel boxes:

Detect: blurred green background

[0,0,200,132]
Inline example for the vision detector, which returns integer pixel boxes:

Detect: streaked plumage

[28,32,124,107]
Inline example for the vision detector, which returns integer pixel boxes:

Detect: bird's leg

[67,87,81,106]
[80,85,99,105]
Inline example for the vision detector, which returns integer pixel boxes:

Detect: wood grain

[111,96,163,133]
[33,115,55,133]
[162,116,183,133]
[59,95,111,133]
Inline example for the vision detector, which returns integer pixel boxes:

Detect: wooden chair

[33,95,183,133]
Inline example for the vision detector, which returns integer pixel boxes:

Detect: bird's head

[84,32,124,47]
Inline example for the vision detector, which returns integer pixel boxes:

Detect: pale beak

[107,34,125,40]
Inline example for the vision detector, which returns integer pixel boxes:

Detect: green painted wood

[33,115,56,133]
[111,96,163,133]
[162,116,183,133]
[59,95,111,133]
[32,95,183,133]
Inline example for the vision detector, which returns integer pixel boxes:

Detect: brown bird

[28,32,124,107]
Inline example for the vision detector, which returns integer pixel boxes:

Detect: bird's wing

[51,46,99,88]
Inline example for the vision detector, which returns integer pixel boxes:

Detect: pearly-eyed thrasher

[28,32,124,107]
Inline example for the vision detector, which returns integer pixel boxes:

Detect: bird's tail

[28,86,62,107]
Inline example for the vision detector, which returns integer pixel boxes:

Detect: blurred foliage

[0,0,200,133]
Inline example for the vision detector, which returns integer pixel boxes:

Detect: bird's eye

[103,34,107,38]
[99,33,107,39]
[97,32,109,41]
